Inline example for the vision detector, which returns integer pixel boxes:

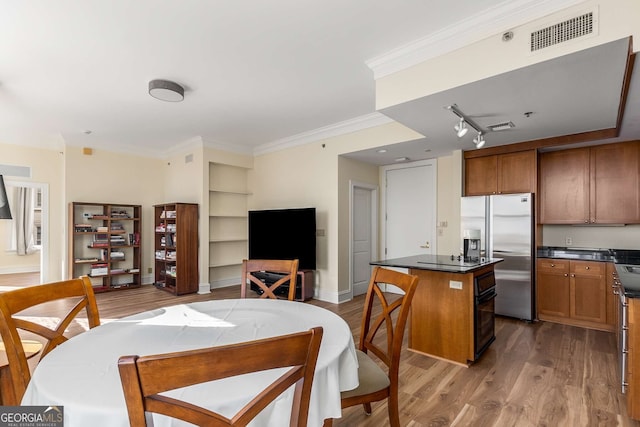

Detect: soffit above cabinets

[344,37,635,165]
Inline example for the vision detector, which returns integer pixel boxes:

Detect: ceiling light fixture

[446,104,486,149]
[148,79,184,102]
[454,118,468,137]
[473,132,486,149]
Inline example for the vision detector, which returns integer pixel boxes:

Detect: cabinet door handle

[570,274,575,277]
[550,264,555,267]
[564,273,569,277]
[585,266,590,270]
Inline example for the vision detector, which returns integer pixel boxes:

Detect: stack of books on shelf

[110,250,125,260]
[160,210,177,219]
[159,235,175,248]
[110,222,125,233]
[110,235,126,246]
[90,262,108,276]
[111,209,131,218]
[96,226,109,233]
[127,268,140,273]
[110,268,126,275]
[75,256,98,263]
[155,250,166,260]
[166,251,177,261]
[155,223,166,232]
[74,224,94,233]
[167,224,176,232]
[128,232,140,245]
[91,234,109,248]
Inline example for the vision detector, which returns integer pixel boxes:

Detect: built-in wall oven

[475,271,497,359]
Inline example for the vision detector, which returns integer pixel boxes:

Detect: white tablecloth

[22,299,359,427]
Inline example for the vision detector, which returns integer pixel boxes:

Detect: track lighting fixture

[473,132,486,149]
[454,118,468,138]
[446,104,485,149]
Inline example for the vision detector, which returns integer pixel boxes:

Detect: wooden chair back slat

[118,326,323,427]
[240,259,299,301]
[0,276,100,404]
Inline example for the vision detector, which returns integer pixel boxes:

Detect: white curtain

[14,187,35,255]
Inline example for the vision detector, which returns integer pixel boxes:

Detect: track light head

[454,118,468,138]
[473,132,486,149]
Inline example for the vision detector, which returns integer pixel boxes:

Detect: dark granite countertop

[537,246,614,262]
[371,254,502,274]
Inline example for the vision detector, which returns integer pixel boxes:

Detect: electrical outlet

[565,236,572,246]
[147,267,153,274]
[449,280,463,290]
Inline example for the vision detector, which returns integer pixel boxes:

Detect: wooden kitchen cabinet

[537,259,612,331]
[537,258,570,318]
[628,297,640,420]
[539,141,640,224]
[464,150,536,196]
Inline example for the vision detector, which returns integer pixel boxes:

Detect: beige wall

[543,225,640,249]
[64,146,165,283]
[376,0,640,109]
[436,151,463,255]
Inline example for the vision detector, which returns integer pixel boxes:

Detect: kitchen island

[371,255,502,366]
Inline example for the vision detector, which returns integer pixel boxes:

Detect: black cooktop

[613,250,640,265]
[416,254,483,267]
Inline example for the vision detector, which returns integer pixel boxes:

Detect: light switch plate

[449,280,463,290]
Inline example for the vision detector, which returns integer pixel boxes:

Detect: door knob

[420,241,430,249]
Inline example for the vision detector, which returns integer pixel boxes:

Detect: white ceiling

[1,1,634,162]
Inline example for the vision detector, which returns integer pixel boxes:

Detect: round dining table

[22,298,359,427]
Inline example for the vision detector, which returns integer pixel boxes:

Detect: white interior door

[384,161,437,260]
[351,184,376,296]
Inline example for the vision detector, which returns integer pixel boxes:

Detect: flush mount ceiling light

[473,132,486,149]
[445,104,486,149]
[454,118,468,138]
[148,79,184,102]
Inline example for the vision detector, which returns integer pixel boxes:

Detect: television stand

[251,270,314,301]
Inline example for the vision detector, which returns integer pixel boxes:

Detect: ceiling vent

[487,121,515,132]
[530,11,594,52]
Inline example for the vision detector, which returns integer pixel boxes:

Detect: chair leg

[363,403,372,415]
[388,395,400,427]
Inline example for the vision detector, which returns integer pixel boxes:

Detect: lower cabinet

[537,259,613,331]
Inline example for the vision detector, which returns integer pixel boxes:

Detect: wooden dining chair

[0,275,101,405]
[118,326,323,427]
[324,266,418,427]
[240,258,299,300]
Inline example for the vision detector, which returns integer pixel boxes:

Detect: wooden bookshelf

[69,202,141,292]
[153,203,199,295]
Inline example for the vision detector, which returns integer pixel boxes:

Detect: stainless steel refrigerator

[461,193,535,321]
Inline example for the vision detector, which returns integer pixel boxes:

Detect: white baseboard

[210,276,241,289]
[197,282,211,294]
[0,265,40,274]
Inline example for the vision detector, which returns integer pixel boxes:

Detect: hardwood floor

[2,278,639,426]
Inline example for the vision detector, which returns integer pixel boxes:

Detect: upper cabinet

[464,150,536,196]
[539,141,640,224]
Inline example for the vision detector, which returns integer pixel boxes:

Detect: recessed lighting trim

[394,157,410,162]
[377,149,387,153]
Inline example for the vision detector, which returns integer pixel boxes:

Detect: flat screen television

[248,207,316,270]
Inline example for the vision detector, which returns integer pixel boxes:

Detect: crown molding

[366,0,588,79]
[201,136,254,156]
[254,112,394,156]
